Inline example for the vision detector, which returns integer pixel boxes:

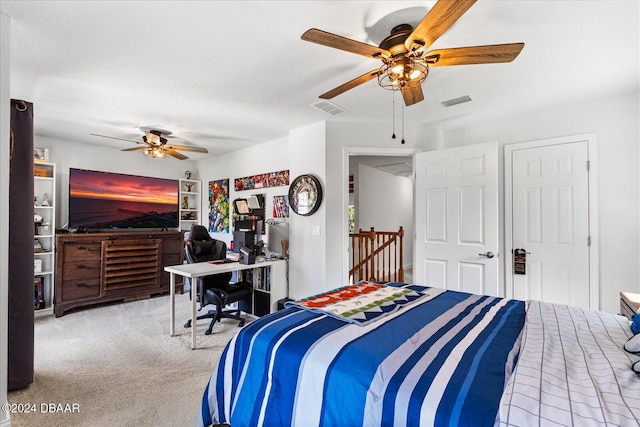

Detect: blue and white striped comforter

[197,285,525,427]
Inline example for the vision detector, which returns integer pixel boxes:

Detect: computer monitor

[267,222,289,258]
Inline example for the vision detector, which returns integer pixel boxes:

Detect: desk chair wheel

[184,319,192,328]
[238,319,245,327]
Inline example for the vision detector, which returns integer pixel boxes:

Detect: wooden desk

[165,259,287,349]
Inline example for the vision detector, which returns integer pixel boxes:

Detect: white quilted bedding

[499,300,640,426]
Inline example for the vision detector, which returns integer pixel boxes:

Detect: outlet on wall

[312,225,321,236]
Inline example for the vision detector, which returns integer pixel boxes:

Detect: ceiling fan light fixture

[409,68,423,80]
[378,57,428,90]
[143,146,166,159]
[390,62,405,75]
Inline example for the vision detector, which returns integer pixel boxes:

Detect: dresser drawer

[55,231,184,316]
[161,237,183,254]
[161,253,182,266]
[60,278,101,301]
[63,260,101,280]
[62,242,102,260]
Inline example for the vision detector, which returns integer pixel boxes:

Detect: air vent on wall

[310,100,348,116]
[439,94,473,108]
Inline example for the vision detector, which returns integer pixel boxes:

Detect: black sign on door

[514,249,528,275]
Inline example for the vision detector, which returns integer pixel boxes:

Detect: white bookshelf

[34,161,56,316]
[179,178,201,233]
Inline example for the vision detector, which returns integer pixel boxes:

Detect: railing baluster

[349,226,404,283]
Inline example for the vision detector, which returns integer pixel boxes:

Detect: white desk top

[164,258,284,278]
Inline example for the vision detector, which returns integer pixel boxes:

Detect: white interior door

[414,142,499,296]
[508,140,592,308]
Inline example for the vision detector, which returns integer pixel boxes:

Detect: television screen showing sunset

[68,169,178,229]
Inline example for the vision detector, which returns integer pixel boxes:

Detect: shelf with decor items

[34,161,56,316]
[179,178,201,233]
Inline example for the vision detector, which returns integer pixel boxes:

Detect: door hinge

[587,160,591,171]
[587,236,591,246]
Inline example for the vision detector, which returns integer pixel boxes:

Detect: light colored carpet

[7,293,245,426]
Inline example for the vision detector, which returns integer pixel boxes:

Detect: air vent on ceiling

[439,94,473,108]
[310,100,348,116]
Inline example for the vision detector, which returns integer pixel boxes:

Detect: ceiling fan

[301,0,524,106]
[90,129,209,160]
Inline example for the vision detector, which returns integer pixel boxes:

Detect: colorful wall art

[209,179,230,233]
[235,169,289,191]
[273,195,289,218]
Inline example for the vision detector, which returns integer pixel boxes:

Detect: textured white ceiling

[2,1,638,160]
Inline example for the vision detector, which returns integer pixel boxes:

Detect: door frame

[341,146,421,285]
[504,133,599,309]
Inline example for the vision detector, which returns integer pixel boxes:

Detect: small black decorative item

[288,174,323,216]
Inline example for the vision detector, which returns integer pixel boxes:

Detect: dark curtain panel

[8,99,35,391]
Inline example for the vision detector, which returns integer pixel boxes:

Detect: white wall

[31,136,197,228]
[288,122,326,299]
[321,91,639,314]
[354,163,414,270]
[0,12,11,427]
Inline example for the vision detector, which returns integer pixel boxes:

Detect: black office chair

[183,225,252,335]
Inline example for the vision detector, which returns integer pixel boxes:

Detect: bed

[197,282,640,427]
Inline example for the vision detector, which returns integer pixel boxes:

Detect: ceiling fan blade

[427,43,524,66]
[166,144,209,154]
[302,28,390,59]
[164,149,188,160]
[405,0,477,53]
[320,69,379,99]
[90,133,140,144]
[121,146,147,152]
[401,85,425,106]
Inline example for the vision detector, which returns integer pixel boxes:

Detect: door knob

[479,251,495,258]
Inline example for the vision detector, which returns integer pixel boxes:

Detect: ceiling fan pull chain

[391,90,396,139]
[401,102,406,144]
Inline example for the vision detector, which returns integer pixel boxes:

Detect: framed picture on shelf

[34,147,49,162]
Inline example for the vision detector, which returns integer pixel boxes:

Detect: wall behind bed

[322,91,639,315]
[435,91,640,314]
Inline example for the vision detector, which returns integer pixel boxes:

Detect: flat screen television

[68,168,179,230]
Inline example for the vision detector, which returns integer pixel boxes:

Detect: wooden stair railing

[349,227,404,283]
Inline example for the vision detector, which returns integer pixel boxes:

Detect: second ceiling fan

[302,0,524,106]
[91,129,209,160]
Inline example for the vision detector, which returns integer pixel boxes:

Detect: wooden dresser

[55,231,184,317]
